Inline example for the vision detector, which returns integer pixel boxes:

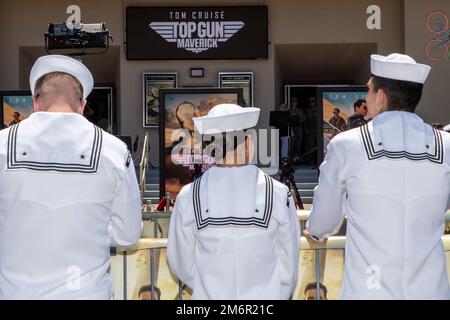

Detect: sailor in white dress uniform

[305,53,450,299]
[167,104,300,300]
[0,55,142,299]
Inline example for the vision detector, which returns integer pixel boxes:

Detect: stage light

[44,22,111,55]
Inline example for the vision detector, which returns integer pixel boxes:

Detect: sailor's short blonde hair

[34,72,84,110]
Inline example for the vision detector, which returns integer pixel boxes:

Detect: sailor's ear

[374,89,385,113]
[376,88,389,110]
[78,100,87,115]
[32,96,40,112]
[245,134,256,163]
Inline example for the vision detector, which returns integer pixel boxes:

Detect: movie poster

[159,88,243,199]
[84,87,114,133]
[218,72,253,107]
[143,73,177,128]
[2,94,33,128]
[321,90,367,158]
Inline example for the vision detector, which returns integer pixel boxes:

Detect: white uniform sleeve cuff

[305,220,327,242]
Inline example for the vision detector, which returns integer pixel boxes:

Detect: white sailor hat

[193,103,260,134]
[370,53,431,84]
[443,124,450,132]
[29,55,94,100]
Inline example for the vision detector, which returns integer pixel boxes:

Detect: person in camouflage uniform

[303,96,318,164]
[289,96,306,162]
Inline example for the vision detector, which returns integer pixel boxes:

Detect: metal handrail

[141,210,450,224]
[117,235,450,252]
[139,133,149,204]
[122,208,450,251]
[115,210,450,300]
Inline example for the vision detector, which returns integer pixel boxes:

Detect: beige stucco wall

[404,0,450,123]
[0,0,124,88]
[2,0,448,166]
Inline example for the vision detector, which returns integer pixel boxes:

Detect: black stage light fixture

[45,22,111,56]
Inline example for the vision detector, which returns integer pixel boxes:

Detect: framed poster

[2,88,116,132]
[143,73,177,128]
[84,87,115,134]
[317,87,368,163]
[159,88,243,199]
[218,72,253,107]
[1,91,34,129]
[284,85,351,108]
[282,85,351,166]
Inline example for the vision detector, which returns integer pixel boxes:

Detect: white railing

[111,211,450,300]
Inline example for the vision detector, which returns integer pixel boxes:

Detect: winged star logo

[149,21,245,54]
